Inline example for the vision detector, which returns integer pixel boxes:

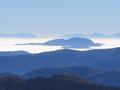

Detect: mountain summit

[41,37,102,48]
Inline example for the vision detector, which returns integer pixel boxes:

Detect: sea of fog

[0,38,120,53]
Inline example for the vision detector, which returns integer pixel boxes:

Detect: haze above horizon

[0,0,120,36]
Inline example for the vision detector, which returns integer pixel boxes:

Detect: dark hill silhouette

[87,71,120,87]
[0,75,118,90]
[26,75,119,90]
[0,76,25,90]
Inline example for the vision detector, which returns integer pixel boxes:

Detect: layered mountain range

[0,48,120,87]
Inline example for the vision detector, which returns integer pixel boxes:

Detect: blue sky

[0,0,120,36]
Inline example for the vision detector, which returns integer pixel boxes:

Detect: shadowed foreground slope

[0,75,119,90]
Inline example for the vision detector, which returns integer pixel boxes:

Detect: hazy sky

[0,0,120,36]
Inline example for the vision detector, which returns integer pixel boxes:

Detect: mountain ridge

[0,48,120,73]
[0,33,38,38]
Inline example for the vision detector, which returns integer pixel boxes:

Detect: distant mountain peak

[64,33,120,39]
[0,33,38,38]
[42,37,102,48]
